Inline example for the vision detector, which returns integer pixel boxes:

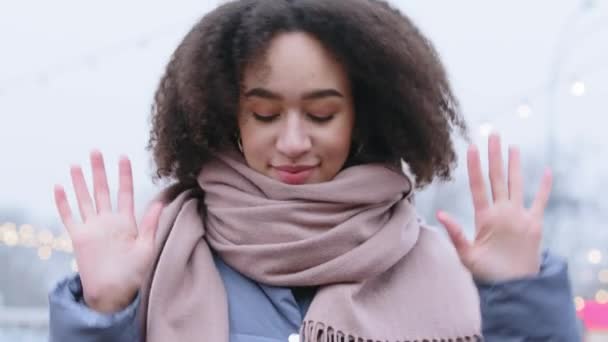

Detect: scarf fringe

[300,321,484,342]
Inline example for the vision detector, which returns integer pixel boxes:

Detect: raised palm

[54,151,162,313]
[437,134,552,282]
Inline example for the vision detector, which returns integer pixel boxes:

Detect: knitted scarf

[139,152,481,341]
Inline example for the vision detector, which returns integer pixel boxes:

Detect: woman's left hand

[437,133,553,283]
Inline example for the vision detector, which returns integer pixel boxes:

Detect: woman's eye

[308,113,335,123]
[252,112,279,122]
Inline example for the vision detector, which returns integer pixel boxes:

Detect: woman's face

[238,32,355,185]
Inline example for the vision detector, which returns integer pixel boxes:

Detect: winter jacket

[48,252,581,341]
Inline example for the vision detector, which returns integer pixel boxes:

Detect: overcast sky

[1,0,606,226]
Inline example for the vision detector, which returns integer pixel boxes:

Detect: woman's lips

[273,165,317,185]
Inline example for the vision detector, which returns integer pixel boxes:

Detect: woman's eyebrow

[243,88,282,100]
[301,89,344,100]
[243,88,344,100]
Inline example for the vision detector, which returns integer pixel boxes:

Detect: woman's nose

[276,112,312,159]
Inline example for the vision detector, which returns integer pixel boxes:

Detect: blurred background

[0,0,606,340]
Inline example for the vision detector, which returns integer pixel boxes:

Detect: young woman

[49,0,580,341]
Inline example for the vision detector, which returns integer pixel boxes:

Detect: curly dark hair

[148,0,468,188]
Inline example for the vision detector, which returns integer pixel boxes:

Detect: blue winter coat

[48,252,581,342]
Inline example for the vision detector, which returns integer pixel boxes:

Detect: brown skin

[238,32,355,184]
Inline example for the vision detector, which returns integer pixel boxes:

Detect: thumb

[139,202,164,243]
[436,211,472,261]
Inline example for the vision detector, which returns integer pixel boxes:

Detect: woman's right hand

[54,151,163,313]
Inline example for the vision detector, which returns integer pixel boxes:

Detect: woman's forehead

[241,33,350,97]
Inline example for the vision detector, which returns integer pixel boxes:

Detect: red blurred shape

[579,301,608,330]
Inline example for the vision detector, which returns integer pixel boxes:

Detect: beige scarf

[139,152,481,341]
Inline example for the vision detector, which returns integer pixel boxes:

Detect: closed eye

[307,113,335,123]
[252,112,280,122]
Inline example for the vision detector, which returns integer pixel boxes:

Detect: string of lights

[476,55,606,138]
[0,221,76,272]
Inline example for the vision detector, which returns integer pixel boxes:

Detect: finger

[508,146,524,206]
[531,168,553,217]
[488,133,508,202]
[467,145,489,212]
[436,211,472,260]
[139,202,164,242]
[91,150,112,213]
[54,185,75,230]
[70,165,95,221]
[117,156,134,216]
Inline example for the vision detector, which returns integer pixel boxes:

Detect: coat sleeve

[477,252,582,342]
[48,274,141,342]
